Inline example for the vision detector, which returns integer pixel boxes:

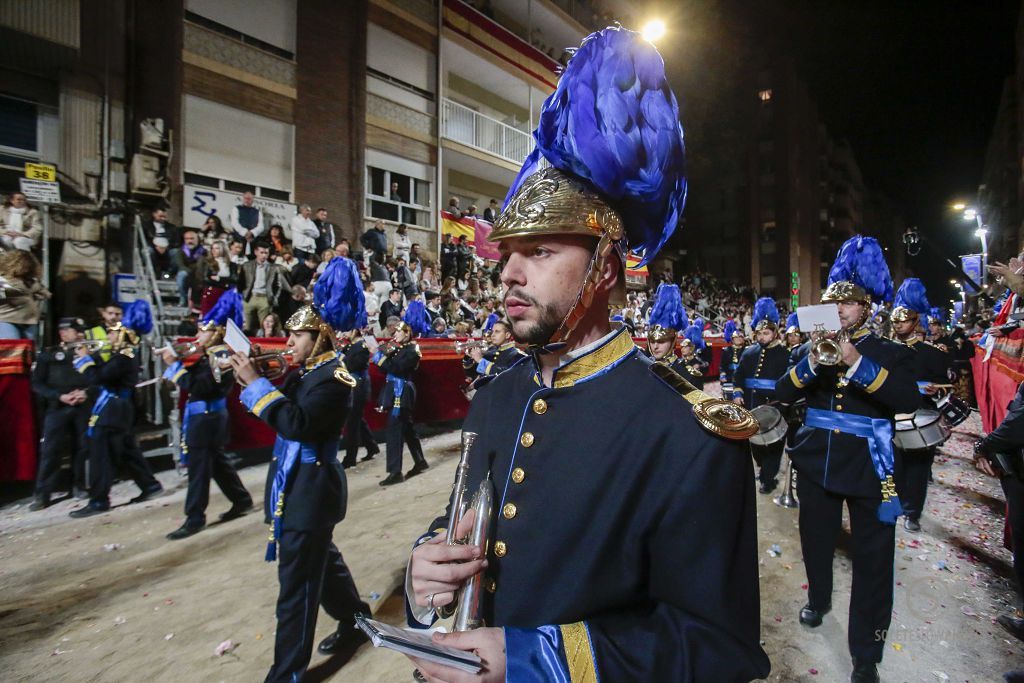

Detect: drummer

[733,297,791,494]
[719,320,746,399]
[890,279,954,533]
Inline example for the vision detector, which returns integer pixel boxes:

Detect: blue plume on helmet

[694,316,704,330]
[785,312,800,330]
[202,289,244,328]
[313,257,367,332]
[648,284,688,332]
[928,306,946,325]
[893,278,930,315]
[505,26,687,266]
[751,297,780,327]
[403,300,432,337]
[683,323,705,349]
[122,300,153,335]
[827,235,894,303]
[723,318,737,343]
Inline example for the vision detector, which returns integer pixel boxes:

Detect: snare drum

[750,405,788,446]
[893,409,950,451]
[936,393,971,427]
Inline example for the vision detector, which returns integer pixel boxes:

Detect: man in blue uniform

[402,26,769,682]
[69,302,164,518]
[785,311,804,357]
[775,236,919,683]
[889,279,953,532]
[463,319,527,387]
[231,257,370,682]
[734,297,791,494]
[678,324,710,391]
[161,290,253,539]
[719,320,746,398]
[339,328,380,469]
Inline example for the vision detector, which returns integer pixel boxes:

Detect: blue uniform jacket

[732,341,790,408]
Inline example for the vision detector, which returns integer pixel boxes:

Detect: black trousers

[35,404,90,496]
[798,476,895,663]
[183,444,251,526]
[751,440,784,485]
[87,427,160,507]
[1002,474,1024,606]
[385,412,425,476]
[343,391,379,464]
[894,446,935,522]
[265,527,370,683]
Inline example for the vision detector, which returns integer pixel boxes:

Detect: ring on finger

[427,593,435,609]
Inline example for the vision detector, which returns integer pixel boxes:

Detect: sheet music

[224,319,251,356]
[795,304,842,332]
[353,614,482,674]
[363,334,380,354]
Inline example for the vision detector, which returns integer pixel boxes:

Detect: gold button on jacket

[503,502,517,519]
[494,540,507,557]
[511,467,525,484]
[532,398,548,414]
[520,432,535,448]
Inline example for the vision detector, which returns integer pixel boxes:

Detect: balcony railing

[442,98,532,165]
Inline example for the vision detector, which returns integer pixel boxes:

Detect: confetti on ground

[214,639,237,656]
[165,633,174,640]
[103,543,122,552]
[113,616,127,625]
[767,544,782,558]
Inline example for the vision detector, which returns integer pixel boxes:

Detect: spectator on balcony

[390,181,403,202]
[393,223,412,262]
[440,232,457,281]
[482,198,499,223]
[289,204,319,260]
[378,289,403,330]
[229,191,265,255]
[1,192,43,252]
[0,250,49,341]
[239,240,292,334]
[267,223,291,257]
[447,196,463,217]
[466,204,479,219]
[196,239,238,315]
[313,207,336,253]
[360,220,389,262]
[150,237,177,280]
[336,238,350,258]
[199,214,228,247]
[228,238,247,266]
[141,206,180,249]
[173,228,206,308]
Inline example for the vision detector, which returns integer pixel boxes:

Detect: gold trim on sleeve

[560,622,598,683]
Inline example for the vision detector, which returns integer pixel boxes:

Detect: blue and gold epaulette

[649,361,759,440]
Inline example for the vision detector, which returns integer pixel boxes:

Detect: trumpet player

[69,301,164,518]
[233,257,370,681]
[404,27,768,682]
[889,279,953,533]
[774,236,918,683]
[339,327,380,468]
[160,291,253,540]
[733,298,791,494]
[373,301,429,486]
[462,319,526,386]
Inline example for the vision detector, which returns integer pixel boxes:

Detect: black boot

[166,522,205,540]
[799,603,831,627]
[28,494,50,512]
[903,516,921,532]
[317,624,369,655]
[130,484,164,504]
[69,502,110,518]
[406,459,429,479]
[342,458,358,469]
[360,449,378,462]
[850,658,879,683]
[218,500,254,522]
[380,472,405,487]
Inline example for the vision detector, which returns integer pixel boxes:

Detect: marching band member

[463,319,527,386]
[719,319,746,398]
[374,300,429,486]
[733,297,790,494]
[232,257,370,681]
[69,301,163,518]
[339,328,381,468]
[679,323,710,391]
[889,279,953,532]
[926,307,954,349]
[644,282,687,365]
[403,26,769,682]
[775,236,919,683]
[160,290,253,540]
[785,311,804,356]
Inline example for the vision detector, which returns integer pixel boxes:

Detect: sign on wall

[183,184,296,232]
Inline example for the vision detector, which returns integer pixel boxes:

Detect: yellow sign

[24,162,56,182]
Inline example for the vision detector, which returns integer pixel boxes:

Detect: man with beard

[775,236,919,683]
[400,26,769,682]
[733,297,791,494]
[464,319,526,388]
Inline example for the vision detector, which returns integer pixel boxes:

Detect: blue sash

[265,438,339,561]
[179,398,227,466]
[805,407,903,524]
[745,378,776,391]
[386,375,405,416]
[87,388,132,436]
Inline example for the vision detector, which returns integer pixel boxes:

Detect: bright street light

[641,19,666,43]
[975,228,988,238]
[963,208,978,221]
[952,202,967,211]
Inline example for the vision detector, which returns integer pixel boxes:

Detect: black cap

[58,317,84,331]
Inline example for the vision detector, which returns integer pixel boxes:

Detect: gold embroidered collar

[550,328,636,389]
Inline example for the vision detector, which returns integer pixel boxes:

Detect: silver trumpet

[455,340,488,355]
[810,324,848,366]
[773,456,799,508]
[439,431,494,632]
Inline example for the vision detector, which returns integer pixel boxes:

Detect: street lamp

[641,19,666,43]
[956,204,988,290]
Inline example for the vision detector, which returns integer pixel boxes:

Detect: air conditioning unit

[130,154,168,197]
[139,118,168,156]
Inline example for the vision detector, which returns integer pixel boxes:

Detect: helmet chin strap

[541,234,619,348]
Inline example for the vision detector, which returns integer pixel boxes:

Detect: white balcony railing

[441,98,532,165]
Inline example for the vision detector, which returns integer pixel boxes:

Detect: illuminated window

[758,89,773,102]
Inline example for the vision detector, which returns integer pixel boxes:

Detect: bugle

[213,349,294,383]
[48,339,109,354]
[810,324,849,366]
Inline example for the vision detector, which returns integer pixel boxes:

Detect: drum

[893,409,951,451]
[936,393,971,427]
[749,405,787,446]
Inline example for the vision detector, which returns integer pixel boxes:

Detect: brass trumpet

[213,349,294,383]
[49,339,109,354]
[810,324,849,366]
[455,340,488,355]
[152,341,200,358]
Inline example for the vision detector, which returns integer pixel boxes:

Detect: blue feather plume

[928,306,946,324]
[403,300,432,337]
[683,323,705,349]
[312,257,367,332]
[827,236,894,303]
[505,25,687,266]
[202,289,244,328]
[694,317,704,330]
[893,278,930,315]
[785,312,799,330]
[752,297,780,327]
[648,284,688,331]
[123,300,153,335]
[723,318,737,343]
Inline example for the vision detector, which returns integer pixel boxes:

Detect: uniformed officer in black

[463,319,527,388]
[339,328,380,468]
[889,279,953,533]
[160,293,253,539]
[719,323,747,397]
[234,257,370,681]
[401,27,769,680]
[733,297,792,494]
[775,236,919,683]
[30,317,93,510]
[69,303,164,518]
[374,304,428,486]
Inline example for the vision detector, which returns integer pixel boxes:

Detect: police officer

[374,302,428,486]
[233,257,370,681]
[402,27,769,681]
[889,279,953,532]
[339,327,381,468]
[719,321,746,398]
[30,317,93,509]
[161,291,253,539]
[775,236,919,683]
[464,319,526,387]
[678,324,710,391]
[69,301,164,518]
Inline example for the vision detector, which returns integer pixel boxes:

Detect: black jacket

[78,351,139,431]
[168,351,234,448]
[342,339,373,403]
[375,341,419,414]
[671,354,708,391]
[378,299,403,330]
[33,347,93,410]
[719,344,746,384]
[732,341,790,408]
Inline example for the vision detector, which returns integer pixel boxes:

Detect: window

[365,165,432,228]
[0,97,37,154]
[758,89,773,102]
[182,171,290,200]
[760,275,777,292]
